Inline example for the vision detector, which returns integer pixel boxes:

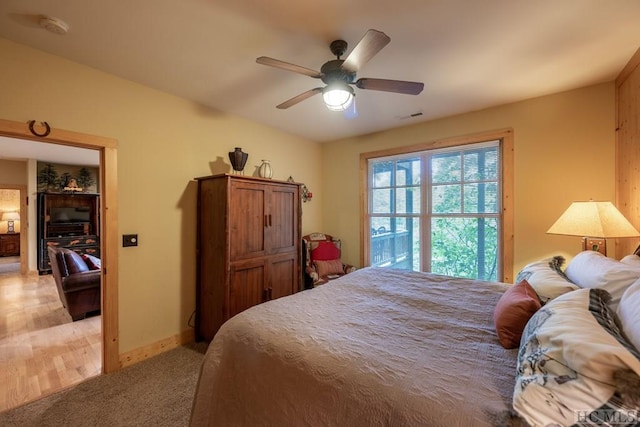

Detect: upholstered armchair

[302,232,356,288]
[48,246,101,321]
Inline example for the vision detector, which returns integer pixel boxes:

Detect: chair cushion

[314,259,344,277]
[63,249,90,274]
[311,241,340,261]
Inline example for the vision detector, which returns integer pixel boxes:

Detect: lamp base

[6,220,15,233]
[582,236,606,256]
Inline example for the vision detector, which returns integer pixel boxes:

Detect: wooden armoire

[195,174,302,341]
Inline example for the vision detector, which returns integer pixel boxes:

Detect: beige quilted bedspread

[190,267,518,426]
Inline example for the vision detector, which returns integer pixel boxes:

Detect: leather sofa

[48,246,101,321]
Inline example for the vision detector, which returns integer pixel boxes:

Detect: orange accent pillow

[314,259,344,277]
[493,279,541,349]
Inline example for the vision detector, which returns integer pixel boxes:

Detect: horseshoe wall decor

[28,120,51,137]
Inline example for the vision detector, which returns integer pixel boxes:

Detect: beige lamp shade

[547,201,639,238]
[1,211,20,222]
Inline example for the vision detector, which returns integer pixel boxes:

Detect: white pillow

[617,277,640,352]
[620,254,640,269]
[565,250,640,311]
[515,256,578,303]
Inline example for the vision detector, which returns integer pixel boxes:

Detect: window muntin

[367,141,501,281]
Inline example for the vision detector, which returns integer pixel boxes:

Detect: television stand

[37,192,100,274]
[47,222,91,237]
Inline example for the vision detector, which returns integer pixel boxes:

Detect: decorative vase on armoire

[259,160,273,179]
[229,147,248,174]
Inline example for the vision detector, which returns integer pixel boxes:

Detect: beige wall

[0,159,28,186]
[323,83,616,278]
[0,38,323,353]
[0,35,620,352]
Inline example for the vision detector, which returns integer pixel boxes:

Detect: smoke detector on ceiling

[39,16,69,35]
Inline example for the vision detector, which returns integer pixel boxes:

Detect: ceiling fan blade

[355,78,424,95]
[341,29,391,73]
[276,87,323,109]
[256,57,323,79]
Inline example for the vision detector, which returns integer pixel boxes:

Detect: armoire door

[268,253,299,300]
[229,181,267,261]
[266,184,299,255]
[228,259,267,318]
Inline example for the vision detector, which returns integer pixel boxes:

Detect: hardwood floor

[0,270,101,413]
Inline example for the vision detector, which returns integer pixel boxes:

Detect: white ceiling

[1,0,640,144]
[0,136,99,166]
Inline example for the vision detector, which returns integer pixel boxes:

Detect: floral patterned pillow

[513,288,640,426]
[515,256,578,304]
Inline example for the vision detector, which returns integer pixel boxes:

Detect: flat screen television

[50,207,91,223]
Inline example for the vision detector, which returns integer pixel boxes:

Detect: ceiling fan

[256,29,424,112]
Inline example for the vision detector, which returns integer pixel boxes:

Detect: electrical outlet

[585,238,606,255]
[123,234,138,247]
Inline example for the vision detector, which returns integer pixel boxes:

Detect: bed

[190,267,518,426]
[191,256,640,426]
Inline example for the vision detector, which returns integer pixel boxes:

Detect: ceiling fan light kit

[323,84,354,111]
[256,29,424,112]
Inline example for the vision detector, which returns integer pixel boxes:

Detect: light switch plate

[123,234,138,247]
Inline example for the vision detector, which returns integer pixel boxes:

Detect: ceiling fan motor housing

[321,60,356,85]
[329,40,348,57]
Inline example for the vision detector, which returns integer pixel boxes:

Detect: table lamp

[2,211,20,233]
[547,201,639,256]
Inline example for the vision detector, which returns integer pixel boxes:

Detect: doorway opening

[0,118,119,409]
[0,187,25,275]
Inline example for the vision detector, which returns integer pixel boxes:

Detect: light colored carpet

[0,342,209,427]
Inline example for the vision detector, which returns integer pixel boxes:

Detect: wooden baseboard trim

[118,328,196,369]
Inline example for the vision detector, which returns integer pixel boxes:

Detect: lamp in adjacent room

[2,211,20,233]
[546,201,639,256]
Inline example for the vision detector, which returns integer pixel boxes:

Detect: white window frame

[359,129,514,282]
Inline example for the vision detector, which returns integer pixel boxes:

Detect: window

[361,130,513,282]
